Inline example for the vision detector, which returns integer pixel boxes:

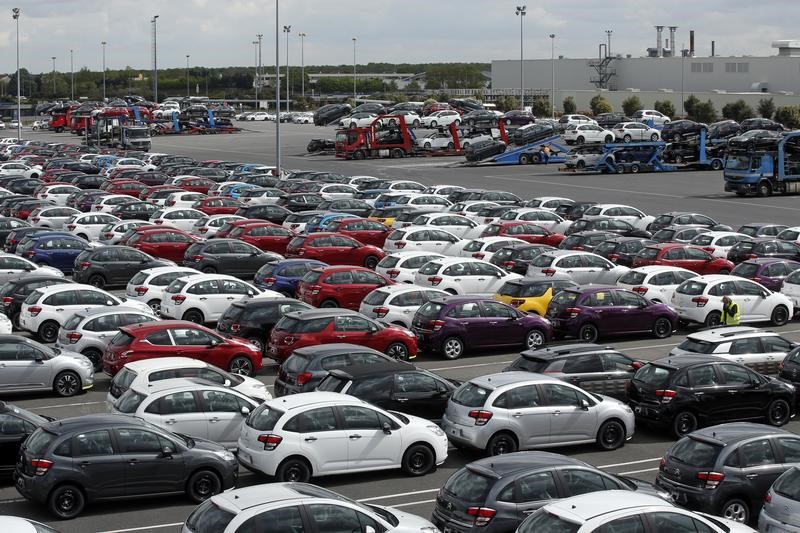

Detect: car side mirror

[240,405,251,417]
[382,421,392,435]
[631,361,643,370]
[33,354,44,364]
[160,446,174,458]
[580,399,590,411]
[761,291,770,298]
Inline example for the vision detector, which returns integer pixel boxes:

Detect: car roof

[210,482,337,512]
[131,377,224,396]
[685,326,773,341]
[690,422,791,444]
[121,319,205,334]
[466,451,591,479]
[543,490,675,523]
[140,266,199,277]
[649,354,729,368]
[628,265,694,275]
[70,305,153,321]
[28,283,99,296]
[470,371,562,390]
[369,284,440,295]
[284,308,360,320]
[425,257,489,266]
[521,343,616,360]
[266,391,367,411]
[741,257,798,265]
[124,357,209,373]
[505,273,574,284]
[330,360,414,379]
[45,413,149,435]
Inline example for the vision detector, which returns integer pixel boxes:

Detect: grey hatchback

[760,466,800,531]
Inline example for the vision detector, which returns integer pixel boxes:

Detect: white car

[581,203,655,232]
[111,378,261,449]
[338,112,378,128]
[613,121,661,142]
[125,266,202,313]
[526,250,630,284]
[563,124,615,145]
[238,187,285,205]
[249,111,270,121]
[90,194,138,213]
[384,180,427,193]
[423,184,464,197]
[414,257,522,295]
[421,110,461,128]
[450,201,500,221]
[409,212,482,239]
[317,183,357,200]
[19,283,152,343]
[28,206,81,230]
[98,219,153,244]
[282,211,322,234]
[35,184,81,206]
[671,274,793,327]
[777,226,800,242]
[417,132,455,150]
[459,237,527,262]
[0,162,40,179]
[384,226,464,255]
[394,194,453,213]
[781,268,800,309]
[617,265,699,304]
[292,112,314,124]
[558,114,597,128]
[497,208,572,233]
[209,181,247,197]
[633,108,671,125]
[0,252,64,283]
[689,231,750,258]
[103,157,155,175]
[236,392,448,480]
[524,196,574,211]
[150,207,206,233]
[669,326,795,372]
[375,251,446,284]
[191,214,245,238]
[65,213,124,242]
[165,191,207,209]
[160,274,271,324]
[360,284,449,328]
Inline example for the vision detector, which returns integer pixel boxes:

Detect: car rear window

[633,363,674,388]
[618,271,647,285]
[387,230,406,241]
[317,374,348,392]
[62,314,83,331]
[274,316,331,333]
[670,437,722,468]
[506,356,549,373]
[300,271,322,284]
[23,289,44,305]
[110,331,134,346]
[675,280,707,296]
[451,382,490,407]
[774,468,800,502]
[25,429,56,456]
[416,302,443,319]
[129,272,148,286]
[418,262,442,276]
[530,254,554,267]
[638,247,660,260]
[115,390,146,414]
[282,353,310,373]
[732,262,759,278]
[247,404,284,431]
[549,290,579,310]
[517,511,580,533]
[443,467,496,503]
[165,279,187,294]
[112,368,138,390]
[676,338,716,354]
[184,500,235,533]
[377,255,400,269]
[362,290,389,306]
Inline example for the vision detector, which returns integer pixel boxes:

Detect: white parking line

[392,498,437,508]
[618,467,660,475]
[358,488,439,502]
[598,457,661,469]
[34,401,104,410]
[96,524,183,533]
[427,360,514,371]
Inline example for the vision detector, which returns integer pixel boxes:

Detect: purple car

[731,257,800,291]
[411,296,552,360]
[546,286,678,343]
[502,110,535,126]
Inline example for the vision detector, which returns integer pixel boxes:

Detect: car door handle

[165,419,177,424]
[553,410,561,416]
[56,308,64,312]
[209,417,220,422]
[335,335,347,339]
[728,390,738,394]
[512,412,524,418]
[396,397,408,402]
[226,297,235,300]
[349,434,362,440]
[304,436,318,442]
[745,473,759,480]
[199,297,207,301]
[489,321,498,325]
[80,461,91,468]
[128,459,138,466]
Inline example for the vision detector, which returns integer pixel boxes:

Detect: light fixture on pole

[70,49,74,101]
[151,15,159,103]
[275,0,281,177]
[515,5,526,110]
[51,56,56,97]
[256,33,263,107]
[186,54,190,97]
[12,7,20,140]
[101,41,107,101]
[298,32,306,100]
[283,25,291,112]
[352,37,357,104]
[549,33,556,119]
[252,40,259,106]
[681,46,688,117]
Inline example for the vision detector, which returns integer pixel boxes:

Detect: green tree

[758,97,775,119]
[774,106,800,129]
[562,96,576,114]
[529,97,550,117]
[590,95,612,115]
[495,95,519,112]
[721,99,755,122]
[692,100,718,123]
[683,95,700,119]
[405,80,421,91]
[654,100,676,118]
[621,95,642,117]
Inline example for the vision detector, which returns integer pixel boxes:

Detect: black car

[465,140,506,162]
[133,171,169,186]
[61,161,100,174]
[651,224,711,244]
[594,112,633,128]
[352,102,386,115]
[727,238,800,263]
[566,218,651,238]
[183,239,282,278]
[387,101,423,114]
[274,343,395,396]
[67,173,105,189]
[660,120,707,142]
[315,198,374,218]
[558,231,619,252]
[14,414,238,519]
[728,129,784,150]
[448,98,484,114]
[0,217,29,245]
[460,109,499,127]
[72,246,172,289]
[663,145,700,164]
[238,174,281,188]
[110,200,159,220]
[647,211,720,233]
[593,237,657,266]
[739,117,784,133]
[512,123,556,145]
[6,178,43,196]
[656,423,800,524]
[0,275,73,325]
[234,204,292,224]
[489,243,555,275]
[216,297,312,353]
[433,451,663,533]
[626,355,795,438]
[708,119,741,140]
[275,192,325,212]
[0,402,51,476]
[317,360,459,422]
[306,138,335,152]
[313,103,352,126]
[502,109,535,126]
[737,222,788,238]
[555,201,597,221]
[475,205,519,224]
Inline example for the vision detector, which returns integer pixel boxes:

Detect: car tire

[87,273,105,289]
[349,122,357,129]
[201,266,216,274]
[81,348,103,371]
[38,320,60,343]
[182,309,205,324]
[77,233,89,241]
[519,154,530,165]
[721,498,750,524]
[604,135,613,143]
[54,371,81,397]
[711,159,723,171]
[525,329,546,349]
[454,120,461,127]
[630,163,641,174]
[505,118,512,125]
[576,160,586,169]
[441,336,464,360]
[402,444,435,476]
[48,484,85,519]
[672,411,698,438]
[430,121,438,128]
[147,299,161,314]
[578,324,599,343]
[423,142,432,149]
[616,163,626,174]
[228,355,254,376]
[388,119,396,126]
[412,120,420,128]
[353,150,365,160]
[468,119,476,126]
[247,337,264,352]
[652,317,673,339]
[576,136,585,145]
[320,299,338,308]
[386,342,409,361]
[276,457,312,482]
[186,469,222,503]
[447,142,454,149]
[673,133,681,142]
[486,432,518,456]
[596,419,626,451]
[767,398,791,426]
[623,134,632,143]
[771,305,790,326]
[704,311,722,328]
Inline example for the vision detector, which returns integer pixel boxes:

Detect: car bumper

[13,471,50,503]
[266,344,293,361]
[672,305,705,324]
[654,475,718,513]
[627,399,672,426]
[548,317,582,337]
[235,442,278,477]
[759,510,800,532]
[441,414,488,450]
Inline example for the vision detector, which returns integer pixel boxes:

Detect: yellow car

[368,207,418,228]
[494,277,578,315]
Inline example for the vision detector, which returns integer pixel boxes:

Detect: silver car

[0,335,94,397]
[55,307,157,370]
[760,466,800,532]
[441,372,634,455]
[525,250,630,284]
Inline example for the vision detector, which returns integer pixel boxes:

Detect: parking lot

[4,121,800,532]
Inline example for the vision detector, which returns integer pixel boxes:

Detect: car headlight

[78,358,93,368]
[427,425,445,437]
[213,449,236,462]
[624,405,633,414]
[421,527,439,533]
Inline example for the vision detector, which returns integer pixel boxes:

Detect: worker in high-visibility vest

[721,296,741,326]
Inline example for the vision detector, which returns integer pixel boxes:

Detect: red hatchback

[174,176,216,194]
[480,222,565,246]
[192,196,243,215]
[124,226,199,262]
[229,221,295,255]
[267,308,417,361]
[140,185,182,201]
[214,218,265,239]
[285,232,385,269]
[102,320,263,376]
[632,243,735,274]
[296,266,394,310]
[102,179,149,197]
[324,217,391,248]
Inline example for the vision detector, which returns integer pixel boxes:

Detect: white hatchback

[67,212,123,241]
[191,214,245,238]
[384,226,464,255]
[359,284,449,328]
[165,191,207,209]
[150,207,206,233]
[563,124,614,145]
[98,220,153,244]
[689,231,750,258]
[497,208,572,234]
[581,204,654,232]
[616,265,699,304]
[29,206,81,230]
[375,251,446,284]
[125,266,202,314]
[36,184,81,206]
[781,268,800,309]
[160,274,268,324]
[0,252,64,283]
[90,194,138,213]
[414,257,522,295]
[409,212,482,239]
[459,237,527,262]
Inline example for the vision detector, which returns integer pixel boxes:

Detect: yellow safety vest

[722,302,740,326]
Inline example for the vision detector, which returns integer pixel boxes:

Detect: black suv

[216,297,311,353]
[594,112,632,128]
[626,355,795,437]
[460,109,498,127]
[506,343,641,399]
[0,274,73,325]
[708,119,741,140]
[727,238,800,264]
[72,246,171,289]
[233,204,292,224]
[558,231,619,252]
[647,211,721,233]
[489,243,555,275]
[182,239,282,278]
[317,360,459,422]
[464,140,506,162]
[656,422,800,524]
[565,218,651,238]
[14,414,238,519]
[313,103,352,126]
[593,237,657,266]
[739,117,784,133]
[1,402,50,476]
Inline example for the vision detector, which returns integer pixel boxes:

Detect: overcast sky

[1,0,798,74]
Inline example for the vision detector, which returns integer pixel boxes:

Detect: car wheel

[704,310,722,328]
[430,121,437,128]
[453,120,461,127]
[423,142,431,149]
[671,411,698,438]
[349,122,357,129]
[767,398,791,426]
[771,305,790,326]
[616,163,626,174]
[388,119,396,126]
[711,159,723,170]
[442,336,464,360]
[604,135,613,143]
[576,160,586,169]
[412,120,420,128]
[81,348,103,371]
[717,269,730,275]
[201,266,216,274]
[48,484,85,519]
[87,273,106,289]
[228,355,254,376]
[247,337,264,352]
[186,469,222,503]
[276,457,312,482]
[462,142,470,149]
[386,342,409,361]
[505,118,512,125]
[77,233,89,240]
[54,371,81,397]
[392,148,405,158]
[623,134,632,143]
[402,444,435,476]
[652,317,673,339]
[486,432,518,456]
[596,419,626,451]
[758,181,772,197]
[182,309,205,324]
[38,320,60,343]
[576,136,585,145]
[721,498,750,523]
[353,150,365,160]
[447,142,454,149]
[525,329,546,349]
[630,163,641,174]
[579,324,599,343]
[147,299,161,314]
[320,299,338,308]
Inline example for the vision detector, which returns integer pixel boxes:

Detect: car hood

[55,348,93,365]
[38,265,66,277]
[368,504,438,529]
[181,434,229,453]
[696,513,758,532]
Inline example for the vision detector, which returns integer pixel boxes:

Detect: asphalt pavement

[2,121,800,532]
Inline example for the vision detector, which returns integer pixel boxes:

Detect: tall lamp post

[274,0,281,178]
[283,25,291,112]
[549,33,556,119]
[681,47,688,117]
[352,37,357,104]
[515,6,526,110]
[12,8,21,140]
[151,15,159,103]
[298,32,306,100]
[185,55,190,97]
[69,49,74,101]
[51,56,56,98]
[256,34,263,106]
[252,40,259,106]
[101,41,107,101]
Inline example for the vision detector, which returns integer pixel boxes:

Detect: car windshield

[676,338,715,354]
[451,383,490,407]
[774,469,800,502]
[618,271,647,285]
[184,500,235,533]
[517,511,580,533]
[726,155,755,171]
[670,437,722,468]
[675,280,707,296]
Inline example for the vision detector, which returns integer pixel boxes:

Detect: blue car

[227,183,260,200]
[253,259,328,295]
[18,233,91,274]
[305,212,355,234]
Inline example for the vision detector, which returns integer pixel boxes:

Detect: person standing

[721,296,740,326]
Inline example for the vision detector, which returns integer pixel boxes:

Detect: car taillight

[779,361,785,371]
[387,269,400,278]
[190,255,204,261]
[262,277,276,286]
[747,254,758,260]
[121,350,133,359]
[154,219,163,224]
[632,286,648,295]
[31,217,40,223]
[2,296,12,306]
[566,307,581,319]
[427,276,442,286]
[428,319,445,331]
[257,434,282,451]
[691,296,708,307]
[373,306,389,318]
[609,253,620,262]
[93,205,102,210]
[541,268,556,276]
[472,252,485,259]
[466,507,496,527]
[27,306,42,317]
[655,389,677,403]
[199,227,208,233]
[509,299,525,307]
[24,250,35,258]
[468,410,493,426]
[296,372,312,385]
[697,471,725,489]
[30,458,53,476]
[502,260,516,269]
[171,294,186,304]
[66,332,82,343]
[130,286,148,297]
[103,232,114,239]
[166,200,175,206]
[394,241,406,249]
[78,261,91,270]
[765,491,773,504]
[309,284,321,295]
[67,224,77,231]
[284,335,299,345]
[659,457,666,471]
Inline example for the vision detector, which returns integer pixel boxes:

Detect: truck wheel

[353,150,365,160]
[630,163,641,173]
[616,163,626,174]
[519,154,530,165]
[758,181,772,197]
[711,159,723,171]
[673,133,681,142]
[391,148,405,158]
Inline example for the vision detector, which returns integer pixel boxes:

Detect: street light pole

[12,7,20,140]
[515,6,526,110]
[352,37,357,104]
[101,41,107,101]
[275,0,281,177]
[252,40,259,107]
[549,33,556,119]
[51,56,56,98]
[186,54,190,97]
[298,32,306,100]
[70,49,74,101]
[283,25,291,112]
[151,15,159,103]
[681,46,687,117]
[256,33,263,107]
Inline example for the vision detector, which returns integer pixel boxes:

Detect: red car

[140,185,182,201]
[296,265,394,310]
[267,308,417,361]
[40,169,74,183]
[102,320,263,376]
[480,222,565,246]
[192,196,243,215]
[214,218,265,239]
[324,217,391,247]
[285,232,385,269]
[102,179,149,197]
[229,221,295,255]
[632,243,735,274]
[124,226,199,262]
[12,200,49,220]
[174,176,216,194]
